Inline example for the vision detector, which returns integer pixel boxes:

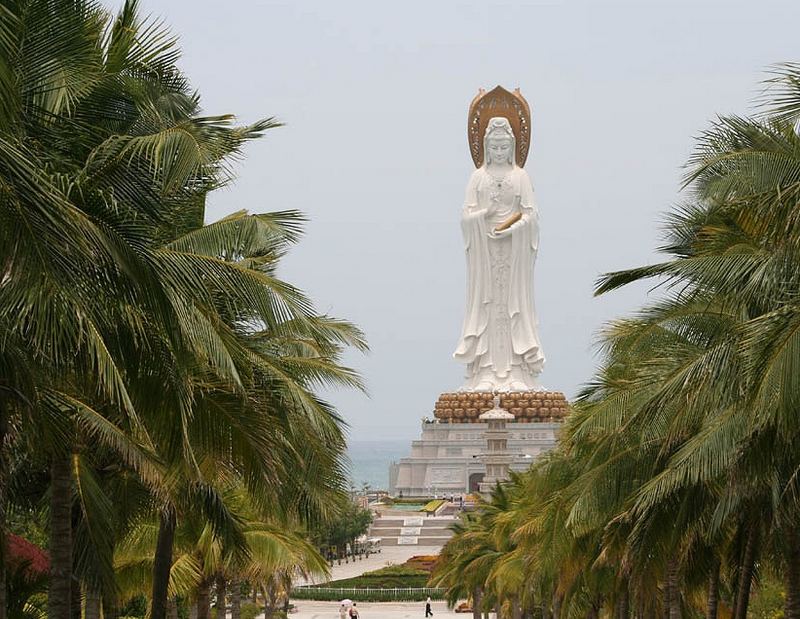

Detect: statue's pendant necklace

[488,168,510,203]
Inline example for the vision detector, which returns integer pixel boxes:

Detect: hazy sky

[122,0,797,441]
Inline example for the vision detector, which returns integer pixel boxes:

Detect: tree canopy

[0,1,367,618]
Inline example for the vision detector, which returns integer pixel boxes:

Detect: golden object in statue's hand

[494,212,522,233]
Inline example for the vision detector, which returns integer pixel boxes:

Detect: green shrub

[120,595,147,619]
[749,572,785,619]
[240,602,261,619]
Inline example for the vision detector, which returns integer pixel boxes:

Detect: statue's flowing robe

[454,166,545,389]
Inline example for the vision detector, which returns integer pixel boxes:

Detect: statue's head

[483,117,516,166]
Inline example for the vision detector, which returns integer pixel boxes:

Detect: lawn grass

[292,557,445,601]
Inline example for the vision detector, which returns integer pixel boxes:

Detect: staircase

[369,515,455,547]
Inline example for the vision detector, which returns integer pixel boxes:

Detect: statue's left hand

[489,227,514,239]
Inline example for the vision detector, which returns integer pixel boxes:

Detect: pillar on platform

[478,396,515,496]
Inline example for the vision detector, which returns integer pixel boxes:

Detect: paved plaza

[287,600,478,618]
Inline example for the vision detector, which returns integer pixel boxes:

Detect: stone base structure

[389,390,567,496]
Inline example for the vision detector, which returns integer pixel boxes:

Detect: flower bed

[421,499,446,513]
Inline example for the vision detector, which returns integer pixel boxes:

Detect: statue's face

[487,135,512,164]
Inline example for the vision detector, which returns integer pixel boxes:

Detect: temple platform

[388,420,561,496]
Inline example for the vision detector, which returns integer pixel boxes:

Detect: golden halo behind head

[468,86,531,168]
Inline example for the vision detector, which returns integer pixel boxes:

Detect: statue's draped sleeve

[454,170,491,362]
[519,170,539,251]
[509,169,543,367]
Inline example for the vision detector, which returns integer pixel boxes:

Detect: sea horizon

[346,438,413,491]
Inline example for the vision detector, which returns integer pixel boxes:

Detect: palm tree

[590,65,800,619]
[113,483,330,614]
[142,208,366,616]
[432,479,529,618]
[1,4,366,619]
[431,512,493,619]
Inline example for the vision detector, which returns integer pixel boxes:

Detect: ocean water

[346,439,412,490]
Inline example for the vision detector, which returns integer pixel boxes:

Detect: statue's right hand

[464,208,487,221]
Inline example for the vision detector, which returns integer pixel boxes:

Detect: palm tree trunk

[197,581,211,619]
[524,593,535,619]
[167,597,178,619]
[0,534,4,619]
[261,580,275,619]
[552,592,562,619]
[49,450,73,619]
[262,584,273,618]
[230,579,241,619]
[666,558,681,619]
[511,595,522,619]
[784,527,800,619]
[618,585,629,619]
[634,596,644,619]
[70,583,82,619]
[733,525,759,619]
[69,506,82,619]
[0,403,7,619]
[85,588,101,619]
[706,560,720,619]
[102,594,119,619]
[151,507,177,619]
[472,587,482,619]
[216,575,227,619]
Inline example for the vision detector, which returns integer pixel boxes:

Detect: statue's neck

[486,162,513,175]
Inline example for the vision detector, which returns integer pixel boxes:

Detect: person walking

[349,602,360,618]
[425,596,433,617]
[339,603,348,619]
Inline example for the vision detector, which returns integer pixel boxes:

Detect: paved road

[287,600,477,618]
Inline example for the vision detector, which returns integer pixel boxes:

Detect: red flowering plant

[6,534,49,619]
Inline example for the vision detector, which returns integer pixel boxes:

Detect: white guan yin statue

[454,88,545,392]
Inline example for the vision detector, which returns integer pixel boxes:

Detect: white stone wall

[388,420,560,496]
